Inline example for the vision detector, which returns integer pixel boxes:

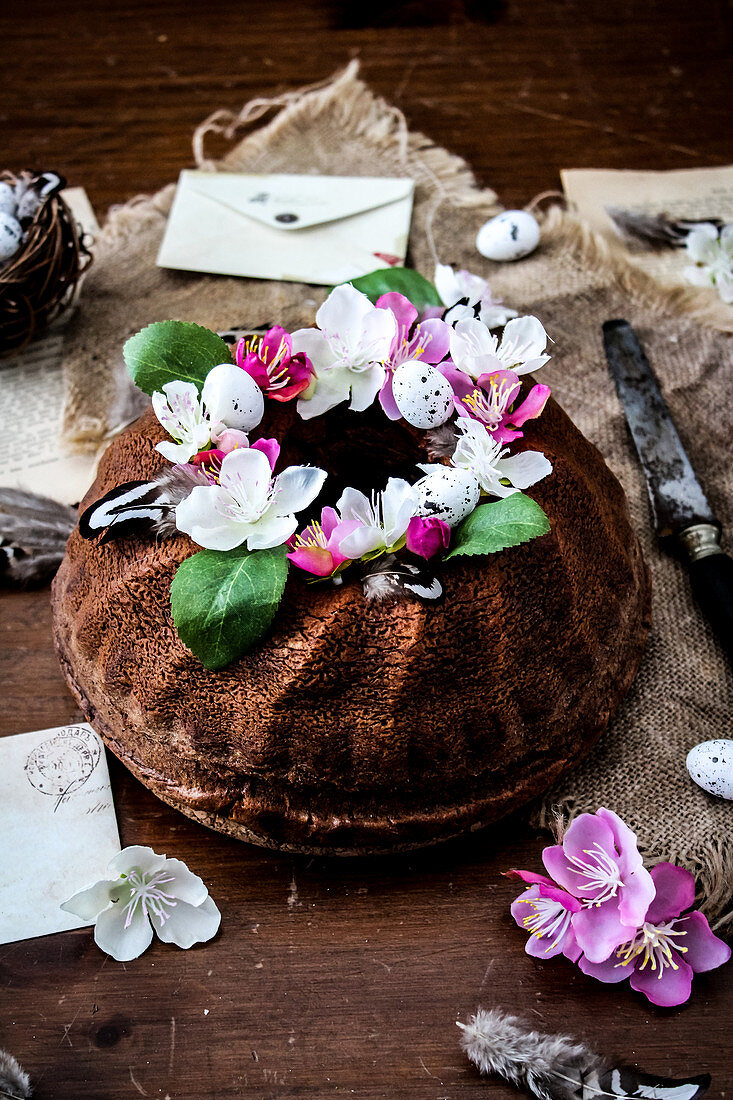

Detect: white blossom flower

[683,223,733,303]
[292,284,397,419]
[152,366,265,465]
[450,417,552,498]
[434,263,518,329]
[152,381,213,464]
[60,846,220,962]
[175,446,327,552]
[335,478,420,559]
[449,315,550,381]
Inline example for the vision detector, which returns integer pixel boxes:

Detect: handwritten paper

[0,723,121,945]
[562,165,733,287]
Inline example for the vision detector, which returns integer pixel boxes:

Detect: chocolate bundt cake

[52,393,651,854]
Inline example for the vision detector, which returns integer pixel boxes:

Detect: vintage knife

[603,319,733,661]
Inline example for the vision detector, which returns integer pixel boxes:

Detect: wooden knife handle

[682,528,733,663]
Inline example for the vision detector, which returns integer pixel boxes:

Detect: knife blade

[603,319,733,662]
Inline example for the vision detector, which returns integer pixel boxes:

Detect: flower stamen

[614,921,688,978]
[567,843,625,906]
[121,869,178,928]
[516,895,572,953]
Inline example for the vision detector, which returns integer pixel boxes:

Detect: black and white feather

[605,207,723,251]
[458,1008,710,1100]
[0,1048,32,1099]
[0,488,76,586]
[79,465,209,543]
[361,554,442,604]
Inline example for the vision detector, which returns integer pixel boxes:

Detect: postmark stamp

[25,725,101,810]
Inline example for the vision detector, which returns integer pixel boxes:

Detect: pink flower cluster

[232,297,550,445]
[286,507,450,578]
[509,808,730,1007]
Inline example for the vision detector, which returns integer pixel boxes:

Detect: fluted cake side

[52,396,651,853]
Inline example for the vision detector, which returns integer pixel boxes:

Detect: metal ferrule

[677,523,722,562]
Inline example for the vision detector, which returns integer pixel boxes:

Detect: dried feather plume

[0,1049,32,1099]
[605,207,723,251]
[0,488,76,586]
[425,422,458,461]
[361,554,442,603]
[458,1008,710,1099]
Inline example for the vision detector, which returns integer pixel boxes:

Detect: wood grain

[1,1,731,1096]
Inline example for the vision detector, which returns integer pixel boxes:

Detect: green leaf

[445,494,550,560]
[170,544,289,670]
[344,268,443,310]
[123,320,233,396]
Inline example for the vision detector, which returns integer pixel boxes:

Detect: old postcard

[0,723,121,945]
[562,165,733,287]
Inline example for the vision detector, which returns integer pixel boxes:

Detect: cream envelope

[157,170,415,285]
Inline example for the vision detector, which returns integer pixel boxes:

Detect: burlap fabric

[60,62,732,926]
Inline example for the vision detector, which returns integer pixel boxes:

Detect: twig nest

[686,739,733,800]
[391,361,454,428]
[476,209,540,262]
[0,169,92,357]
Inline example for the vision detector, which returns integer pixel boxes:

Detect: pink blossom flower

[405,515,450,559]
[509,870,582,962]
[287,507,361,577]
[375,292,451,420]
[578,863,731,1007]
[235,326,315,402]
[189,437,280,483]
[542,808,655,964]
[443,365,551,444]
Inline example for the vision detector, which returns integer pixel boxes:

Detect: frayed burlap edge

[95,59,499,270]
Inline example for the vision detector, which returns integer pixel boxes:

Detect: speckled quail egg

[415,466,481,527]
[686,739,733,800]
[392,361,454,429]
[0,212,23,262]
[202,363,265,432]
[0,181,17,217]
[476,209,540,262]
[16,188,42,222]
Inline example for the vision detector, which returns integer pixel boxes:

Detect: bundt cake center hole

[269,402,429,504]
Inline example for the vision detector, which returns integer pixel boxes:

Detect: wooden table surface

[1,1,731,1096]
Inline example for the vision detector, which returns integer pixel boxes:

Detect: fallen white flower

[61,845,221,962]
[683,223,733,304]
